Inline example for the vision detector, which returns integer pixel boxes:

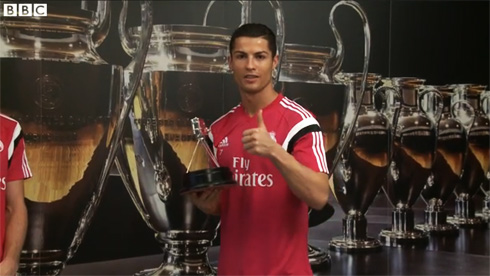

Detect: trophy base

[308,244,331,272]
[414,223,459,236]
[480,212,490,223]
[18,250,65,276]
[329,236,382,253]
[447,216,487,228]
[379,229,429,248]
[133,231,217,276]
[134,262,216,276]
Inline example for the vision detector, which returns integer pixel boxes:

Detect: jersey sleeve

[7,132,32,182]
[282,116,329,174]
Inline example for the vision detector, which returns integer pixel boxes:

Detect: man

[0,114,31,276]
[190,23,330,275]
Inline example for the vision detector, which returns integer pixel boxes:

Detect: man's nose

[245,57,255,69]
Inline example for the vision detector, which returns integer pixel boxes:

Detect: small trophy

[181,117,237,194]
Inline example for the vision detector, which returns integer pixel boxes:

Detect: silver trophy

[378,78,442,247]
[447,84,490,227]
[0,1,152,275]
[115,1,284,275]
[416,85,474,235]
[480,90,490,223]
[279,0,371,265]
[181,117,237,194]
[328,73,392,253]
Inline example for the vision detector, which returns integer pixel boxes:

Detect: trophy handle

[419,87,443,126]
[451,99,476,133]
[374,85,401,163]
[67,0,153,261]
[82,1,111,47]
[481,91,490,116]
[239,1,285,85]
[329,1,370,78]
[328,2,371,174]
[202,0,250,26]
[418,88,443,168]
[375,85,402,127]
[202,0,285,84]
[119,0,138,56]
[115,140,158,232]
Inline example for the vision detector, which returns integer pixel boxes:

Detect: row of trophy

[320,76,490,254]
[0,0,489,275]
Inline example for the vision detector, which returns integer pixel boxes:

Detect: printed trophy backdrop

[0,1,152,274]
[0,0,488,275]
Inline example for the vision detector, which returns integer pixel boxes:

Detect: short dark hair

[229,23,277,57]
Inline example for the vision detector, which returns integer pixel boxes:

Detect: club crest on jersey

[218,136,229,148]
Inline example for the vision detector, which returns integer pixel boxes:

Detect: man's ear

[228,55,233,70]
[272,54,279,69]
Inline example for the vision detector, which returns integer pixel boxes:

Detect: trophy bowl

[280,43,337,84]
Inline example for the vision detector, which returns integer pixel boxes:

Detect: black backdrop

[45,0,488,264]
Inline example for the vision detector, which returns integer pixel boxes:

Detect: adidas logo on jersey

[218,136,229,148]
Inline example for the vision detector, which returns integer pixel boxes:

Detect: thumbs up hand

[242,110,279,157]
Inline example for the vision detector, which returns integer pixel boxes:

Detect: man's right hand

[188,188,222,216]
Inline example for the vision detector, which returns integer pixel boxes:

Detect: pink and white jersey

[0,114,32,261]
[209,94,328,275]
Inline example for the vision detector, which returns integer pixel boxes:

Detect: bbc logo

[3,3,48,17]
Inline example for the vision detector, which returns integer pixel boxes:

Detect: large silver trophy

[416,85,473,235]
[0,1,153,274]
[328,73,391,253]
[378,78,442,247]
[114,1,284,275]
[447,84,490,227]
[278,0,371,264]
[480,90,490,223]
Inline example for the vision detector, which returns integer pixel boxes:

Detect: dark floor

[62,184,490,275]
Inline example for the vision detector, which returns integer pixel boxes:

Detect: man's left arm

[242,110,330,210]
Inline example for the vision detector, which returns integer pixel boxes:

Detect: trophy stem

[379,207,428,247]
[415,201,459,235]
[482,196,490,223]
[329,213,381,253]
[18,250,65,276]
[308,244,331,272]
[134,231,216,276]
[447,194,485,228]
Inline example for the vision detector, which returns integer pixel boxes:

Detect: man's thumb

[257,109,266,129]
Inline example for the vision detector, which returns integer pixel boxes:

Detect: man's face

[228,36,278,95]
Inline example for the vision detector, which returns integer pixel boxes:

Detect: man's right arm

[188,189,222,216]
